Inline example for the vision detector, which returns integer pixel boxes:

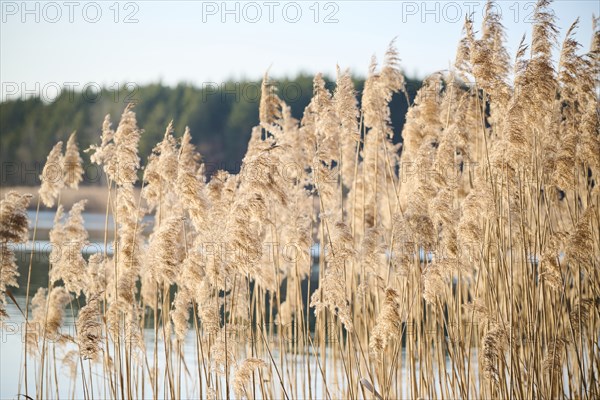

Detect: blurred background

[1,0,598,199]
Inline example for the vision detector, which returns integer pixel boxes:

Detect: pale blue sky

[1,1,598,101]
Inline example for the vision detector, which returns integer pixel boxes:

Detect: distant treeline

[0,75,422,186]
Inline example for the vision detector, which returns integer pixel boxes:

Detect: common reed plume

[27,286,72,353]
[565,205,595,272]
[223,126,289,289]
[462,298,494,327]
[76,295,102,360]
[111,103,142,186]
[422,263,447,306]
[84,253,107,299]
[195,279,221,336]
[61,350,80,382]
[259,70,281,125]
[63,131,84,189]
[233,358,267,399]
[569,298,596,337]
[333,66,360,189]
[211,330,236,374]
[456,187,492,254]
[179,126,203,174]
[171,287,192,341]
[543,337,566,378]
[143,121,179,211]
[0,191,31,319]
[0,245,17,320]
[301,74,340,198]
[114,191,142,303]
[361,39,405,137]
[355,227,387,298]
[527,0,559,109]
[462,1,511,113]
[311,220,355,331]
[49,200,89,295]
[87,115,114,172]
[39,141,64,207]
[539,231,568,290]
[148,215,184,286]
[8,3,600,398]
[481,323,508,385]
[176,127,208,231]
[88,104,142,187]
[399,74,442,160]
[89,111,144,303]
[550,19,585,190]
[0,191,31,243]
[369,287,402,355]
[201,170,237,288]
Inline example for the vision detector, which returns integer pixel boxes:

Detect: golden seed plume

[259,70,281,125]
[233,358,268,399]
[27,287,72,353]
[171,288,192,341]
[370,287,402,355]
[0,191,31,243]
[148,216,184,286]
[543,337,566,377]
[63,131,84,189]
[98,104,142,186]
[49,200,89,295]
[39,141,64,207]
[76,296,103,360]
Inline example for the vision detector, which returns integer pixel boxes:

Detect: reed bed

[1,1,599,398]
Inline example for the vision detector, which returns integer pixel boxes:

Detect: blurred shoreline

[0,185,136,213]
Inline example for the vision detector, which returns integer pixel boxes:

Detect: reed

[2,1,599,398]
